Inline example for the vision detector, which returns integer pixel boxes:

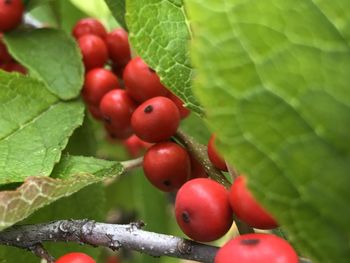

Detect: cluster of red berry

[74,16,299,263]
[0,0,27,74]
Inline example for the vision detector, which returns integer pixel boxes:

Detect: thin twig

[121,156,143,172]
[29,243,55,263]
[174,129,231,188]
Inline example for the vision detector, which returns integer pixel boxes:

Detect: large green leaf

[0,183,106,262]
[0,72,84,184]
[104,0,127,29]
[126,0,201,113]
[4,28,84,100]
[0,155,122,231]
[186,0,350,262]
[26,0,55,10]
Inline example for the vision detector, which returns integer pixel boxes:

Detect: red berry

[189,155,208,179]
[99,89,137,139]
[143,142,190,192]
[230,176,278,229]
[207,134,228,171]
[175,178,233,242]
[123,134,152,158]
[123,57,169,103]
[56,252,96,263]
[215,233,298,263]
[72,18,107,39]
[131,96,180,143]
[104,122,132,140]
[0,0,24,32]
[167,92,190,119]
[0,34,12,63]
[82,68,120,106]
[78,34,108,70]
[105,28,131,68]
[87,105,103,120]
[3,61,26,74]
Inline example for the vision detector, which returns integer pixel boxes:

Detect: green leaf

[4,28,84,100]
[126,0,201,113]
[0,183,106,262]
[26,0,55,10]
[0,72,84,184]
[104,0,127,29]
[0,155,123,231]
[70,0,111,21]
[186,0,350,262]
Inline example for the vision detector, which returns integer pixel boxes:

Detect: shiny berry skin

[104,122,132,140]
[123,57,169,103]
[0,34,12,63]
[82,68,120,106]
[207,134,228,171]
[143,142,190,192]
[230,176,278,229]
[215,233,298,263]
[189,155,208,179]
[167,92,190,119]
[72,18,107,39]
[99,89,137,139]
[131,96,180,143]
[175,178,233,242]
[105,28,131,68]
[87,105,103,120]
[0,0,24,32]
[123,134,152,158]
[56,252,96,263]
[78,34,108,70]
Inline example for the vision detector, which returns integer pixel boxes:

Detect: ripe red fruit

[82,68,120,106]
[105,28,131,68]
[131,96,180,143]
[175,178,233,242]
[78,34,108,70]
[3,62,26,74]
[189,155,208,179]
[99,89,137,139]
[0,0,24,32]
[56,252,96,263]
[87,105,103,120]
[72,18,107,39]
[0,34,12,63]
[215,233,298,263]
[230,176,278,229]
[143,142,190,192]
[123,57,169,103]
[123,134,152,158]
[207,134,228,171]
[167,92,190,119]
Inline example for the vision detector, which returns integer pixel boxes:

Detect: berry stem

[121,156,143,172]
[174,129,231,188]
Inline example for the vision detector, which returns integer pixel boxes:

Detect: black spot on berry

[182,211,190,224]
[163,180,171,186]
[240,239,260,246]
[103,116,111,124]
[144,105,153,113]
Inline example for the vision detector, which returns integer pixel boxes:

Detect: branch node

[178,240,193,255]
[29,243,55,263]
